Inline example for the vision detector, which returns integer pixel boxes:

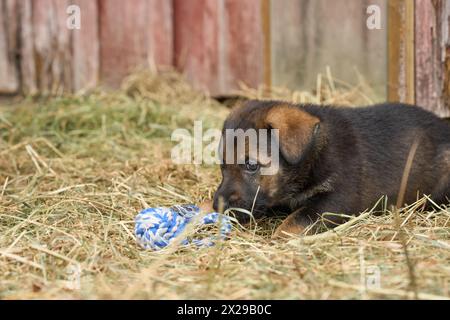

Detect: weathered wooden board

[99,0,173,87]
[387,0,415,104]
[174,0,221,94]
[223,0,265,92]
[34,0,72,94]
[19,0,73,95]
[19,0,37,94]
[17,0,99,94]
[3,0,449,112]
[271,0,387,100]
[147,0,174,67]
[71,0,100,92]
[0,0,19,94]
[415,0,450,117]
[174,0,265,95]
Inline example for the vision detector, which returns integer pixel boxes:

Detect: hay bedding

[0,70,449,299]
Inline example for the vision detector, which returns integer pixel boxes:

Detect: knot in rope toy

[134,205,232,250]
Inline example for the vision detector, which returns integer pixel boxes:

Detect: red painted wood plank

[174,0,221,94]
[72,0,100,92]
[148,0,173,67]
[99,0,173,88]
[0,0,20,94]
[174,0,265,95]
[224,0,264,91]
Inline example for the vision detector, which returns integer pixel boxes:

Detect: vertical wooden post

[261,0,271,89]
[387,0,415,104]
[405,0,415,104]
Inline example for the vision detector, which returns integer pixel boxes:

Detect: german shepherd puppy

[212,100,450,237]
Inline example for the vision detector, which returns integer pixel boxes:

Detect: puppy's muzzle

[213,190,240,212]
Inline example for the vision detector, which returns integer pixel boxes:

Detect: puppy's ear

[266,105,320,164]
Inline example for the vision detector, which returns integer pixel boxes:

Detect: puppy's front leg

[272,208,314,239]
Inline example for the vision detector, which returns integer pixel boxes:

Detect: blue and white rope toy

[134,204,232,250]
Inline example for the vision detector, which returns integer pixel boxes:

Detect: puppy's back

[305,103,450,208]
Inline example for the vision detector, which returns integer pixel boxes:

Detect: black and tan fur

[212,100,450,237]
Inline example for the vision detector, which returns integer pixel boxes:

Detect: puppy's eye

[245,159,260,173]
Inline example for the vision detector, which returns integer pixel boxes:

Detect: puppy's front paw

[272,214,306,240]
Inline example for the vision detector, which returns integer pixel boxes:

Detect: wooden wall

[0,0,449,116]
[0,0,266,96]
[388,0,450,117]
[2,0,100,95]
[173,0,265,94]
[271,0,387,98]
[99,0,173,87]
[0,0,20,94]
[414,0,450,117]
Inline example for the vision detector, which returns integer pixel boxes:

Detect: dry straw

[0,69,448,299]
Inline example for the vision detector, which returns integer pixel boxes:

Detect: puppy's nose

[213,193,239,212]
[213,193,224,212]
[213,199,228,212]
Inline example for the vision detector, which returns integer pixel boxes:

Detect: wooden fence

[0,0,449,117]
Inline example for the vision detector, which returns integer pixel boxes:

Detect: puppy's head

[213,100,323,222]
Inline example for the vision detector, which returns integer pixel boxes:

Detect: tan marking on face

[259,170,280,199]
[265,104,320,163]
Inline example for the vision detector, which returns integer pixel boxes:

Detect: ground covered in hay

[0,71,449,299]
